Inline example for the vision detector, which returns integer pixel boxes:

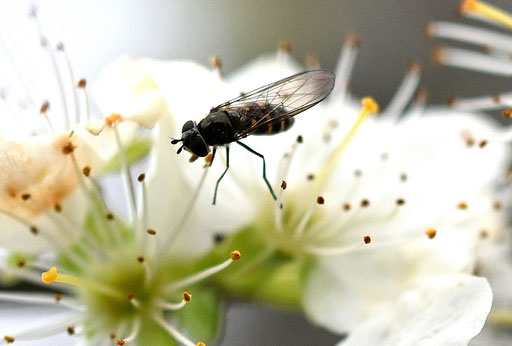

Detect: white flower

[116,37,510,344]
[428,1,512,344]
[0,8,242,345]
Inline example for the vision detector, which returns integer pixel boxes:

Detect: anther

[281,180,287,190]
[425,228,437,239]
[279,40,292,52]
[493,201,502,210]
[17,260,25,268]
[77,79,87,88]
[62,141,76,154]
[317,196,325,205]
[54,293,62,301]
[363,236,371,244]
[343,203,351,211]
[137,173,146,182]
[307,174,315,181]
[41,267,58,284]
[504,109,512,119]
[400,173,408,182]
[457,201,468,209]
[360,199,370,208]
[297,135,303,143]
[396,198,405,206]
[361,97,379,113]
[446,95,457,107]
[67,326,75,335]
[82,166,91,177]
[209,56,222,70]
[213,233,225,244]
[137,256,144,263]
[230,250,241,260]
[183,292,192,302]
[109,332,117,339]
[40,101,49,113]
[29,224,38,235]
[105,113,122,126]
[127,293,135,301]
[147,229,156,235]
[381,153,389,161]
[478,139,488,148]
[354,169,362,177]
[116,339,126,345]
[480,230,489,238]
[106,212,115,220]
[54,203,62,213]
[4,336,14,343]
[305,53,320,68]
[197,343,206,346]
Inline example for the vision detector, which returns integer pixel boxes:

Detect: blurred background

[1,0,511,345]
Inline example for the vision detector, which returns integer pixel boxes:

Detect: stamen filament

[116,318,140,345]
[153,315,198,346]
[384,62,421,120]
[57,44,80,125]
[165,252,239,291]
[333,34,359,100]
[1,313,83,342]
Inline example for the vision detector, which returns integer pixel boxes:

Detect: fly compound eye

[187,135,209,157]
[182,120,195,133]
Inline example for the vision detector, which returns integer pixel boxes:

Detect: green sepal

[101,137,152,173]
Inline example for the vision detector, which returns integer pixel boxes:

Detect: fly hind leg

[212,146,229,205]
[236,141,277,201]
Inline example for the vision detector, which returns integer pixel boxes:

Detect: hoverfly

[171,70,335,204]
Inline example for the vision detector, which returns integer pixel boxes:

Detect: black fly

[171,70,335,204]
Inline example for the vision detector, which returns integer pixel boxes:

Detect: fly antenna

[170,137,182,145]
[176,145,184,154]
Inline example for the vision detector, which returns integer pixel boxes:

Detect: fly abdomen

[251,110,295,135]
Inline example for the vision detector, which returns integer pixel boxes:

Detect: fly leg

[236,141,277,201]
[212,146,229,205]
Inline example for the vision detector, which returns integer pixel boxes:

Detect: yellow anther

[115,339,126,345]
[426,228,437,239]
[196,342,206,346]
[183,292,192,302]
[230,250,241,261]
[361,97,380,114]
[105,113,123,126]
[4,335,14,343]
[460,0,512,29]
[41,267,80,285]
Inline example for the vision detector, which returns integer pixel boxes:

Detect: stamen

[333,34,360,100]
[277,40,292,65]
[158,292,192,311]
[426,21,512,53]
[115,319,140,345]
[383,61,422,120]
[77,78,91,123]
[137,173,149,245]
[165,251,240,291]
[460,0,512,30]
[0,292,80,310]
[40,101,55,133]
[56,43,80,125]
[432,45,512,76]
[448,92,512,111]
[153,315,200,346]
[209,56,222,79]
[305,53,320,70]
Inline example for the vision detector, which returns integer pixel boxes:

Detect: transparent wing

[212,70,335,138]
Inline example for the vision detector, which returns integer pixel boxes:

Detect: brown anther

[346,33,361,47]
[415,88,428,103]
[446,95,457,107]
[127,293,135,300]
[423,22,435,37]
[400,173,408,182]
[480,230,489,239]
[189,154,199,163]
[354,169,362,177]
[281,180,287,190]
[30,226,39,235]
[363,235,371,244]
[431,46,447,64]
[137,256,144,263]
[67,326,75,335]
[106,212,115,220]
[230,250,241,260]
[504,109,512,119]
[279,40,292,52]
[54,203,62,212]
[105,113,122,126]
[4,336,14,343]
[115,339,126,345]
[478,139,488,148]
[425,228,437,239]
[82,166,91,177]
[183,292,192,302]
[457,201,468,210]
[21,193,31,201]
[109,332,117,339]
[396,198,405,206]
[307,173,315,181]
[342,203,351,211]
[492,94,501,103]
[493,201,502,210]
[305,53,319,68]
[408,60,422,74]
[209,55,222,69]
[481,45,491,53]
[17,260,26,268]
[360,199,370,208]
[55,293,63,301]
[213,233,225,244]
[297,135,303,143]
[40,101,50,113]
[77,79,87,88]
[204,153,213,165]
[137,173,146,182]
[317,196,325,205]
[62,141,76,154]
[147,229,156,235]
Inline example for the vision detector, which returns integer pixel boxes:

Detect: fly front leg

[236,141,277,201]
[212,146,229,205]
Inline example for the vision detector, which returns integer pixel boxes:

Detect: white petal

[338,274,492,346]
